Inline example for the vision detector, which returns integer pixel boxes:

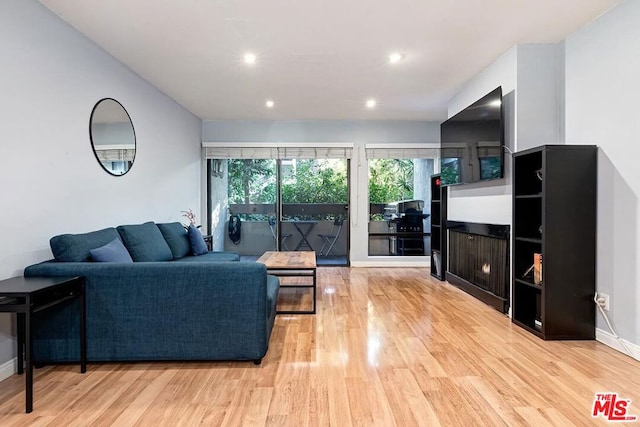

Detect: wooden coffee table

[257,251,317,314]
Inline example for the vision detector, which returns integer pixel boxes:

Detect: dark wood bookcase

[512,145,597,339]
[430,174,447,280]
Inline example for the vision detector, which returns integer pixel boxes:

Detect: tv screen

[440,87,504,186]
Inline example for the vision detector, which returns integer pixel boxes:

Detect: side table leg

[80,282,87,373]
[16,313,24,375]
[25,307,33,413]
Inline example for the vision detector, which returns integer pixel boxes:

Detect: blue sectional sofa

[24,221,279,364]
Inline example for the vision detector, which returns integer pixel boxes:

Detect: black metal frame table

[0,276,86,413]
[288,220,318,251]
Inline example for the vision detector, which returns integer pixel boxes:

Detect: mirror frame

[89,98,137,176]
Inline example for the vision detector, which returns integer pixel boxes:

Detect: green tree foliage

[227,159,276,204]
[441,161,460,185]
[227,158,418,221]
[228,159,348,205]
[281,159,347,203]
[368,159,414,203]
[480,157,501,180]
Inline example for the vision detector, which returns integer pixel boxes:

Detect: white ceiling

[40,0,619,121]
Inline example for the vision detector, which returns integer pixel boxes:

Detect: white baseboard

[351,261,430,268]
[0,358,17,383]
[596,328,640,362]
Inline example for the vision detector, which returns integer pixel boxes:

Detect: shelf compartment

[430,249,443,279]
[514,197,542,240]
[431,206,441,226]
[430,177,442,201]
[513,150,542,196]
[431,227,441,251]
[513,282,542,334]
[513,240,542,283]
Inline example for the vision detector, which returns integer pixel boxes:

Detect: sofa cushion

[157,222,191,260]
[90,238,134,263]
[173,251,240,262]
[117,222,173,262]
[187,225,209,256]
[50,227,121,262]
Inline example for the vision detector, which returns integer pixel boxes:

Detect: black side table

[0,276,86,413]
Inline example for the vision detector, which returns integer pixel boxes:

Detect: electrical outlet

[598,293,611,311]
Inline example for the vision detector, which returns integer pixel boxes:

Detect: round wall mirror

[89,98,136,176]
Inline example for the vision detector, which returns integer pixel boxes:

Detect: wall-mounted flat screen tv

[440,87,504,186]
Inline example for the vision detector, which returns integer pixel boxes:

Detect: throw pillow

[157,222,191,259]
[116,222,173,262]
[188,225,209,256]
[90,238,134,262]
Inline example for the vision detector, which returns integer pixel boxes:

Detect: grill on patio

[384,200,428,256]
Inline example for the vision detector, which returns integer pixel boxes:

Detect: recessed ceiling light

[265,100,275,108]
[244,53,257,64]
[366,99,377,109]
[388,53,404,64]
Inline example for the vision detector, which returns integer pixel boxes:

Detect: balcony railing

[221,203,430,257]
[229,203,347,219]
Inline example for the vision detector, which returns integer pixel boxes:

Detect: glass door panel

[367,158,435,256]
[208,158,277,260]
[280,158,349,265]
[207,157,349,265]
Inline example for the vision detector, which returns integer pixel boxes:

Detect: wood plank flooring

[1,267,639,426]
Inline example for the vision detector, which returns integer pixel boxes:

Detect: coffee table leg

[312,269,317,314]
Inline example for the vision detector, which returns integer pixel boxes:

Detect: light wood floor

[1,267,639,426]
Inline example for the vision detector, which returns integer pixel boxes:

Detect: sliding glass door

[207,158,277,258]
[205,145,351,265]
[366,146,439,257]
[280,158,349,265]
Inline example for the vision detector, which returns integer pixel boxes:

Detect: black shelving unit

[512,145,597,340]
[430,174,447,280]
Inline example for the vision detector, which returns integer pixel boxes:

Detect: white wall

[447,47,517,225]
[565,0,640,349]
[447,44,564,226]
[0,0,202,371]
[515,44,564,150]
[202,120,440,143]
[202,120,440,265]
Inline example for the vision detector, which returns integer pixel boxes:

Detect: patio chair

[317,217,344,257]
[268,216,292,250]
